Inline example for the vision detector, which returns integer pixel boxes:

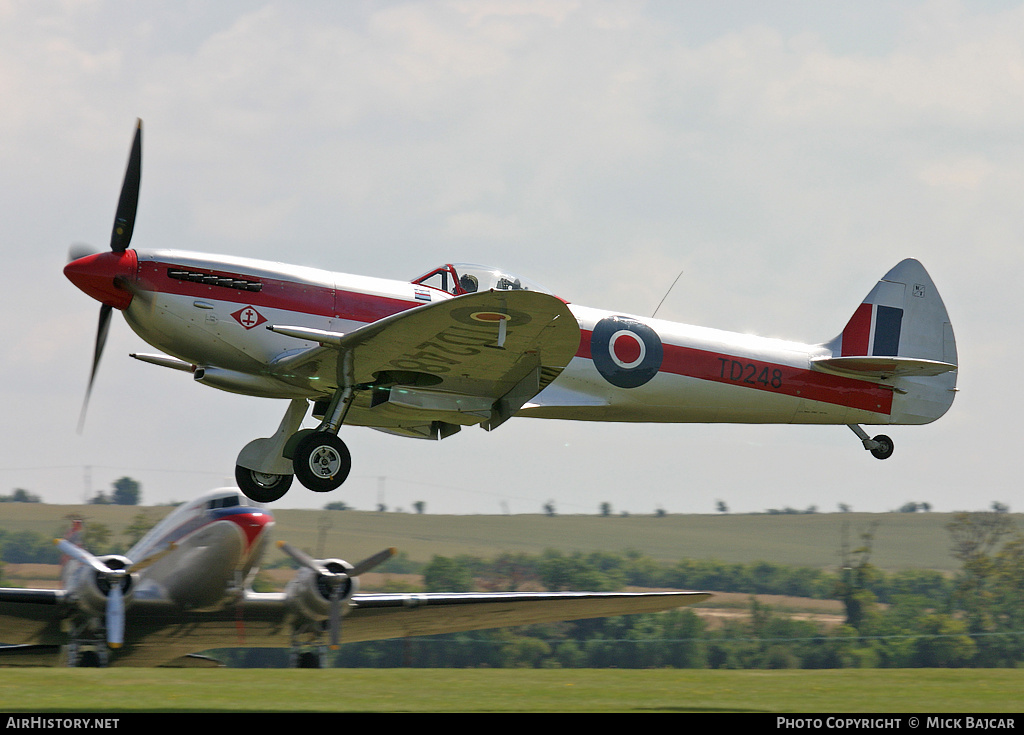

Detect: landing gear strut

[234,368,360,501]
[289,370,358,493]
[848,425,894,460]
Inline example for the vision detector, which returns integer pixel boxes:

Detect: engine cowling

[284,558,358,622]
[65,554,135,618]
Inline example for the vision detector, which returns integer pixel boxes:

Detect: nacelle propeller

[279,542,395,648]
[55,538,174,649]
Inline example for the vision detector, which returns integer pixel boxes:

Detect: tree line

[222,510,1024,669]
[2,508,1021,668]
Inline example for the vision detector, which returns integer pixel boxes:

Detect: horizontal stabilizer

[811,356,958,380]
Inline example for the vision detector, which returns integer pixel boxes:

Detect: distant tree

[947,510,1014,635]
[423,556,474,592]
[838,503,851,513]
[715,500,728,514]
[543,501,556,517]
[413,501,426,514]
[835,520,880,630]
[323,501,351,510]
[655,508,666,517]
[0,488,41,503]
[600,502,612,517]
[111,477,140,505]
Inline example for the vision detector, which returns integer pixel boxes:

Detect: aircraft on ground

[64,122,959,503]
[0,488,709,667]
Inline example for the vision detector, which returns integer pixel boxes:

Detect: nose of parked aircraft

[64,250,138,310]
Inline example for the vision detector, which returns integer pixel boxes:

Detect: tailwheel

[869,434,894,460]
[293,432,352,492]
[848,424,895,460]
[235,465,293,503]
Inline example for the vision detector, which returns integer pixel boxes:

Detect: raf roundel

[591,316,663,388]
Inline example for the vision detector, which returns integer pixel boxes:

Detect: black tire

[235,465,293,503]
[870,434,894,460]
[293,432,352,492]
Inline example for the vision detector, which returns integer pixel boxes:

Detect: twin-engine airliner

[0,488,708,667]
[64,121,959,503]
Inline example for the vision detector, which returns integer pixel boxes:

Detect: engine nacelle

[64,555,135,618]
[283,558,358,621]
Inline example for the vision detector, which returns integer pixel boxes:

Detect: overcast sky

[1,1,1020,519]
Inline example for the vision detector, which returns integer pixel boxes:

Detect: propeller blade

[77,303,112,433]
[110,120,142,253]
[349,547,396,577]
[107,578,125,648]
[55,538,110,575]
[277,541,326,575]
[329,585,342,648]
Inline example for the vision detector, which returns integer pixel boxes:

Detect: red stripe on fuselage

[138,260,892,415]
[139,261,419,323]
[578,330,893,415]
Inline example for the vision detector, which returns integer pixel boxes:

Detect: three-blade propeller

[55,537,173,648]
[278,541,395,648]
[75,120,142,433]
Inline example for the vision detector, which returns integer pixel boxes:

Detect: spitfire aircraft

[0,488,708,667]
[64,122,959,503]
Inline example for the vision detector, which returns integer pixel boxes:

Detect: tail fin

[58,518,86,585]
[816,259,958,424]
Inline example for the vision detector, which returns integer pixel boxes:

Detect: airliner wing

[0,588,708,666]
[0,589,65,645]
[338,590,710,643]
[272,289,581,433]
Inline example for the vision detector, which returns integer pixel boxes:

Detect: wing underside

[271,289,581,437]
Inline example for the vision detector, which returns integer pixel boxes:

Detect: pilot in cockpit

[460,274,479,293]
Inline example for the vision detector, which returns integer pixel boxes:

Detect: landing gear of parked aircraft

[292,432,352,492]
[235,466,293,503]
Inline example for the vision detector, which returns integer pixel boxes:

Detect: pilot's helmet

[460,274,479,293]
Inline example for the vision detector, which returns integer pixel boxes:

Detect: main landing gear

[235,385,358,503]
[848,424,894,460]
[291,430,352,493]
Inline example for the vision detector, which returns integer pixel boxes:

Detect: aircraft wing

[271,289,581,434]
[338,590,710,643]
[0,587,708,666]
[0,589,66,645]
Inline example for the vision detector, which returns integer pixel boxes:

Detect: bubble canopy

[412,263,554,297]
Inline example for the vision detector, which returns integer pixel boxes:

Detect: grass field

[3,502,1013,572]
[0,668,1020,713]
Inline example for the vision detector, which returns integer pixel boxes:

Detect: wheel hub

[308,446,343,479]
